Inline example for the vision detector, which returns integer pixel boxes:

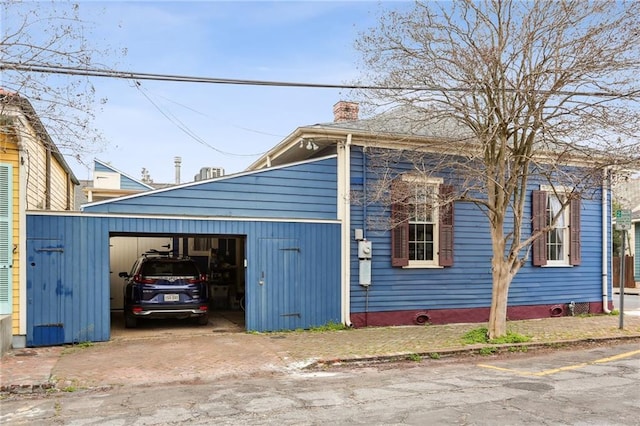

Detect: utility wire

[133,81,266,157]
[149,90,284,138]
[3,61,639,99]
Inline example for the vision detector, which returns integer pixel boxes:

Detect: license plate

[164,294,180,302]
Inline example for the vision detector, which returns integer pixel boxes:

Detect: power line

[2,61,639,99]
[149,90,284,138]
[133,81,266,157]
[2,61,376,89]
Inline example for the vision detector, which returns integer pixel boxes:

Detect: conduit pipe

[362,146,367,240]
[602,167,611,313]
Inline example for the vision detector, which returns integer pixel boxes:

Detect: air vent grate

[573,302,590,315]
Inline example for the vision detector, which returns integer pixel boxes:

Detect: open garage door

[109,234,246,338]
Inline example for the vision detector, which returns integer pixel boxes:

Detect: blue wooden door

[27,240,65,346]
[255,238,301,331]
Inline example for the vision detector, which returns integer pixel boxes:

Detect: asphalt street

[1,341,638,425]
[614,291,640,312]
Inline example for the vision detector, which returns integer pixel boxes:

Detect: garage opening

[109,233,246,338]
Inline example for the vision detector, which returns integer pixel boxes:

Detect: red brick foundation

[350,301,609,328]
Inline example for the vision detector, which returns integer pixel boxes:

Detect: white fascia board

[246,128,305,170]
[246,126,366,171]
[27,210,340,224]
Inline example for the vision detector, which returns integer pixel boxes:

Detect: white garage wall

[109,237,173,311]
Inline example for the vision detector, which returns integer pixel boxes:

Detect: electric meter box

[358,240,372,259]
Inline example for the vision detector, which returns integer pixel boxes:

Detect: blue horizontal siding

[84,157,338,220]
[94,162,114,173]
[120,175,150,191]
[349,146,611,314]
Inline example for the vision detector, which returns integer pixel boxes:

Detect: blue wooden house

[22,101,613,346]
[248,101,613,327]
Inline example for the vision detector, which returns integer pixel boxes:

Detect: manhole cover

[504,382,554,392]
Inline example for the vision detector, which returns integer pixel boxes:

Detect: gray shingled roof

[313,106,474,141]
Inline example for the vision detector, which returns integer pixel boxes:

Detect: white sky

[9,1,410,184]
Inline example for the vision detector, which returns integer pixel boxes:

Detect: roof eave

[1,93,80,185]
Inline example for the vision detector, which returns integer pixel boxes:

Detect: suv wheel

[125,312,138,328]
[197,313,209,326]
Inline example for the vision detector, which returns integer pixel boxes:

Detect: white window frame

[403,175,443,268]
[541,186,570,267]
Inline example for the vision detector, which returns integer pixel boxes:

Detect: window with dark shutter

[390,177,454,268]
[532,189,581,267]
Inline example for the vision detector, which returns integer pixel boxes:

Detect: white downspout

[338,134,352,326]
[602,167,611,313]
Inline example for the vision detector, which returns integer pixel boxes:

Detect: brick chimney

[333,101,359,122]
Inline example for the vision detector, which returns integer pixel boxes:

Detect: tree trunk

[487,219,514,340]
[488,258,511,339]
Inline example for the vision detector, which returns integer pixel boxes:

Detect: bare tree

[354,0,640,338]
[0,0,117,162]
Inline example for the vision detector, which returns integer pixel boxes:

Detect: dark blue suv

[119,251,209,328]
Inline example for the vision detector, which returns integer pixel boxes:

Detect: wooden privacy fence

[613,256,636,288]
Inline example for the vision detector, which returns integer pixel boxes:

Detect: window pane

[546,193,567,262]
[409,224,417,241]
[409,223,434,261]
[547,195,565,228]
[425,240,434,260]
[410,187,434,222]
[407,181,438,263]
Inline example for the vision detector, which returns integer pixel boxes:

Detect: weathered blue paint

[348,146,612,316]
[83,157,338,220]
[25,143,613,343]
[27,240,65,346]
[26,214,341,344]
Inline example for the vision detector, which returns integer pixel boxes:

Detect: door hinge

[35,248,64,253]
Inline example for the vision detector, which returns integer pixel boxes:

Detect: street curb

[308,334,640,369]
[0,382,56,395]
[2,334,640,395]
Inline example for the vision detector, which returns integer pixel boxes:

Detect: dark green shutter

[0,164,12,314]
